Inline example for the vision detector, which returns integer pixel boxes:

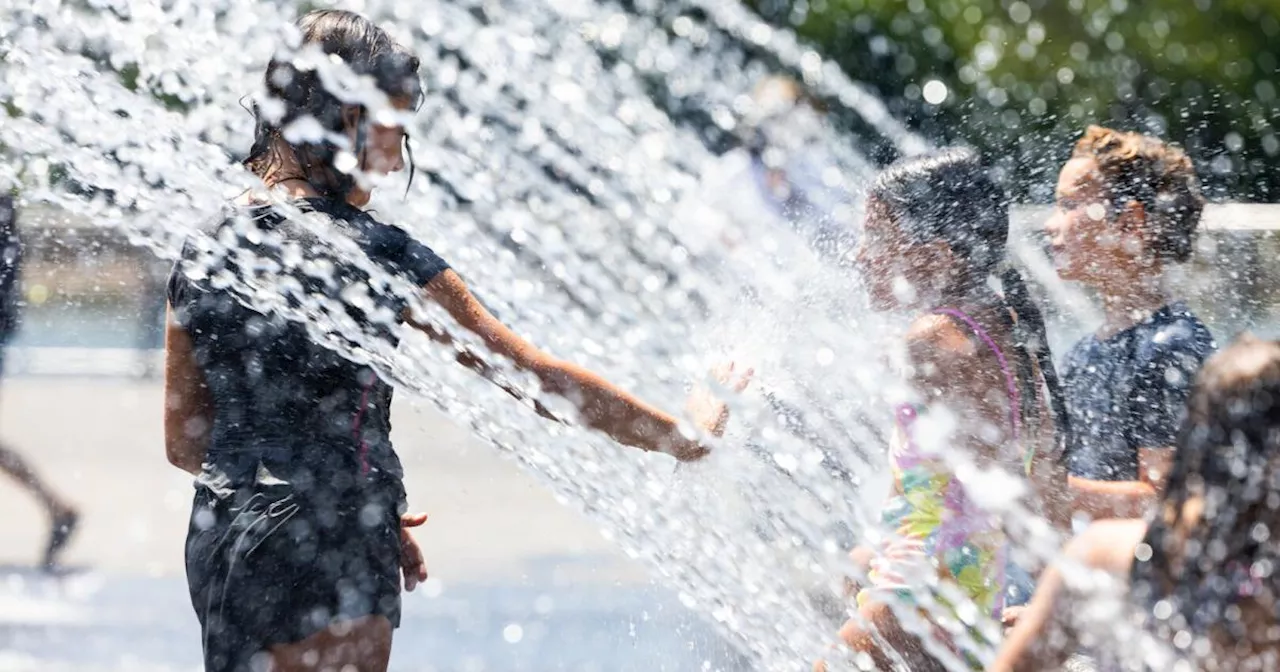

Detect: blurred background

[1,0,1277,670]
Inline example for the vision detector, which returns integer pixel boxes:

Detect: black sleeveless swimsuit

[169,198,449,671]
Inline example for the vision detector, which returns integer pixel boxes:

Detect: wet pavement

[0,567,749,671]
[0,376,750,671]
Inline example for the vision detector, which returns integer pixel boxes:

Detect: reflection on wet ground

[0,567,750,672]
[0,378,747,670]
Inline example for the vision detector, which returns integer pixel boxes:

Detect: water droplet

[534,595,554,614]
[1009,2,1032,23]
[922,80,948,105]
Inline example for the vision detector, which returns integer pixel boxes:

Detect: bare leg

[0,441,74,514]
[268,615,393,672]
[815,600,947,672]
[0,440,79,567]
[841,601,947,672]
[808,545,879,630]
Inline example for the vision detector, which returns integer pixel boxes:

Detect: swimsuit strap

[883,308,1027,621]
[931,307,1022,443]
[932,306,1021,622]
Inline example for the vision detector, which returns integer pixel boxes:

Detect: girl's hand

[1001,605,1026,632]
[685,361,754,439]
[399,512,429,592]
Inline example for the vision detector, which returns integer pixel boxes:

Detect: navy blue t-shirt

[168,198,450,491]
[1060,303,1215,481]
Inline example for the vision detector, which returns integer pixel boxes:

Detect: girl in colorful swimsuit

[816,149,1071,670]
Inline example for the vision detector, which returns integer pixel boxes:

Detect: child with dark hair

[1048,126,1216,521]
[0,194,79,569]
[815,149,1071,670]
[994,335,1280,671]
[166,10,746,672]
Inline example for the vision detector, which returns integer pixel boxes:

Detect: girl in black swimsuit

[165,11,746,672]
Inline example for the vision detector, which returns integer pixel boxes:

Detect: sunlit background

[0,0,1276,670]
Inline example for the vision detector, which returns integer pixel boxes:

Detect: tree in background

[746,0,1279,202]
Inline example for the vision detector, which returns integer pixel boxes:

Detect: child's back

[1062,301,1215,482]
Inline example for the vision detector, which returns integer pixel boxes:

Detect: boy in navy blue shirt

[1046,126,1216,521]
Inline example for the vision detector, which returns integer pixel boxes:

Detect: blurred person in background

[675,75,856,266]
[0,193,80,569]
[672,75,868,628]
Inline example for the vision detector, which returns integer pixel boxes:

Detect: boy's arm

[1070,329,1209,520]
[1137,447,1174,489]
[1067,475,1157,519]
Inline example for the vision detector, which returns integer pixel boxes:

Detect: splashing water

[0,1,1078,669]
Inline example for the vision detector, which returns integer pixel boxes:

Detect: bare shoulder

[905,313,980,363]
[1065,519,1149,574]
[904,313,984,388]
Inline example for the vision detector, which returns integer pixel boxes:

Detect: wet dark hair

[245,9,423,202]
[1132,336,1280,641]
[869,147,1071,457]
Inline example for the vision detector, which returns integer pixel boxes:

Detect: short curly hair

[1071,125,1206,263]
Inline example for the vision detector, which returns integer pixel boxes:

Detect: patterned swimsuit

[858,307,1035,621]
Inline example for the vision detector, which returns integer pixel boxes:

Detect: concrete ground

[0,376,747,671]
[0,377,639,581]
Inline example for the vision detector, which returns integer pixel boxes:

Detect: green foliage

[747,0,1280,201]
[114,62,191,112]
[118,62,142,92]
[47,163,70,188]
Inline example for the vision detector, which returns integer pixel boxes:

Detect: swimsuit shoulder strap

[933,305,1024,621]
[931,307,1022,444]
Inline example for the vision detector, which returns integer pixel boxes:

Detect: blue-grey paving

[0,566,753,672]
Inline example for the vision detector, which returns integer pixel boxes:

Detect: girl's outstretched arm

[415,269,747,460]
